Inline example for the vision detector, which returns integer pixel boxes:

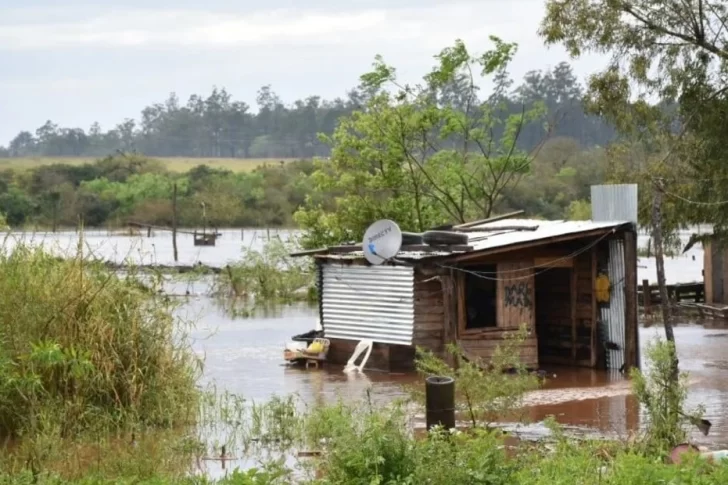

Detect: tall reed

[0,244,202,439]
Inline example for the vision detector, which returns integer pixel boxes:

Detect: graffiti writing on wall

[504,282,532,308]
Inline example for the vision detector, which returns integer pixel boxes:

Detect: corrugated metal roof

[465,219,629,252]
[315,219,630,262]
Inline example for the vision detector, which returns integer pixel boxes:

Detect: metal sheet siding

[602,239,627,370]
[321,264,414,345]
[591,184,638,224]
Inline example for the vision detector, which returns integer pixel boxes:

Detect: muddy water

[184,287,728,450]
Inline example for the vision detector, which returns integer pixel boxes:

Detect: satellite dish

[362,220,402,265]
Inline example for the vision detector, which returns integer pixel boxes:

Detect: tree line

[0,135,605,230]
[0,62,616,160]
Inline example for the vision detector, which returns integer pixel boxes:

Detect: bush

[631,338,705,453]
[0,245,201,439]
[214,238,315,308]
[414,325,540,427]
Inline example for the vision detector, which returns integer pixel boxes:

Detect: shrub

[414,324,540,427]
[0,245,201,439]
[214,238,315,309]
[630,338,705,452]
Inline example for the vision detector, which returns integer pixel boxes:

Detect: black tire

[402,232,424,245]
[423,230,468,246]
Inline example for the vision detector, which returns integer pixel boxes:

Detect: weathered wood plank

[623,229,639,371]
[496,261,535,331]
[590,246,598,368]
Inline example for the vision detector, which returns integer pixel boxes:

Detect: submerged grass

[213,238,316,317]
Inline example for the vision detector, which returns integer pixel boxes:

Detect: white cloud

[0,3,531,50]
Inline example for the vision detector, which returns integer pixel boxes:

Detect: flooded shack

[301,218,640,373]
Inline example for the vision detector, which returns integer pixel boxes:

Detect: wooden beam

[571,265,578,362]
[590,246,599,368]
[457,225,539,233]
[290,248,328,257]
[456,271,466,338]
[535,256,574,268]
[623,229,639,371]
[453,210,525,229]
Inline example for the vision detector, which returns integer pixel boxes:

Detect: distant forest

[0,62,616,158]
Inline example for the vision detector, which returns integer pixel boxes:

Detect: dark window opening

[464,264,497,329]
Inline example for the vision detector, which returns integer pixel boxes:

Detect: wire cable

[436,228,616,280]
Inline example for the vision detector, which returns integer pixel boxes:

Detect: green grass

[0,157,302,173]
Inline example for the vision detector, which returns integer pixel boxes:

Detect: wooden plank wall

[459,261,538,368]
[459,330,539,368]
[412,269,446,355]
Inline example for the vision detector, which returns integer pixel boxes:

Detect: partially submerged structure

[295,212,640,373]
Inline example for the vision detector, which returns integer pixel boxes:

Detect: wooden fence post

[642,279,651,315]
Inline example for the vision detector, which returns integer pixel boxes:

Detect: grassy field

[0,156,302,173]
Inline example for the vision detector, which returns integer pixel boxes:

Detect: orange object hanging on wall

[595,273,610,303]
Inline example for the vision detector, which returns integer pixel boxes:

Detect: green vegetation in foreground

[0,308,721,483]
[0,245,202,479]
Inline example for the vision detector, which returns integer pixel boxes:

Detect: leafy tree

[294,38,547,248]
[540,0,728,230]
[0,186,35,226]
[539,0,728,361]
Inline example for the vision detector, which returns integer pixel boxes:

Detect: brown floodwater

[184,290,728,456]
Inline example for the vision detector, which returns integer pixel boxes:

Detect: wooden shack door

[534,267,574,366]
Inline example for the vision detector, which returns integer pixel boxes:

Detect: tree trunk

[652,180,679,377]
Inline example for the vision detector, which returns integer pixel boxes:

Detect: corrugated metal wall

[321,263,415,345]
[591,184,635,370]
[591,184,638,223]
[599,240,627,370]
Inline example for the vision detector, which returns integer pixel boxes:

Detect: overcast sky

[0,0,607,145]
